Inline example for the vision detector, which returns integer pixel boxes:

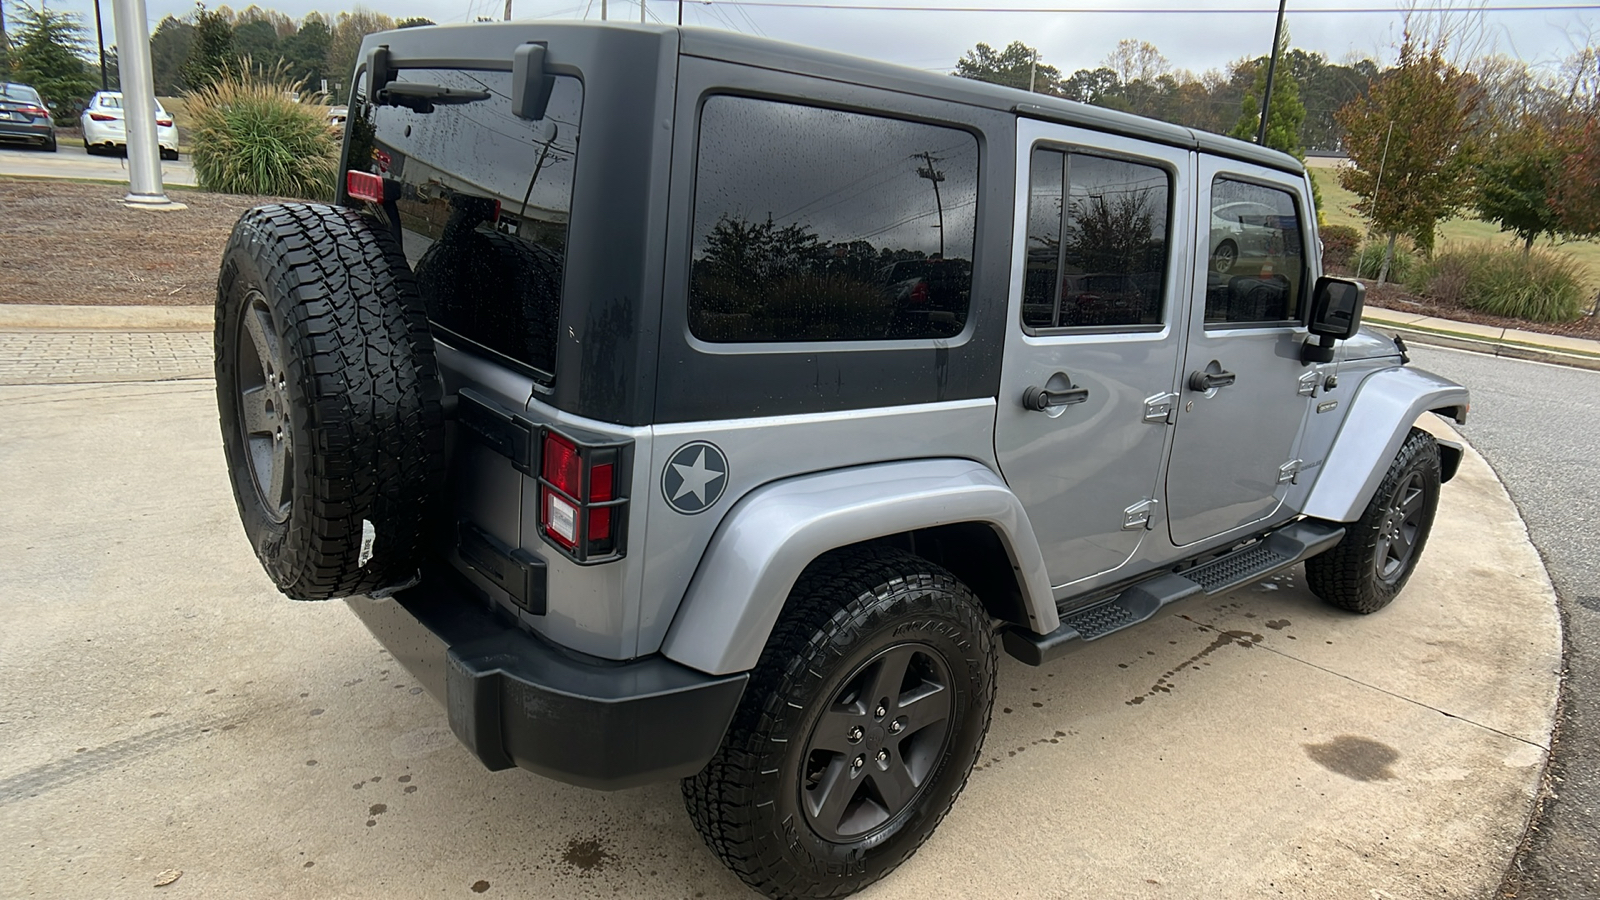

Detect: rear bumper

[0,122,52,143]
[344,570,747,790]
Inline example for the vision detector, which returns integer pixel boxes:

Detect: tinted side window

[689,96,978,343]
[354,69,582,378]
[1205,177,1306,326]
[1022,148,1171,330]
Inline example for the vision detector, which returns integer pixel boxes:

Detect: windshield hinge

[1278,459,1304,485]
[1297,370,1320,397]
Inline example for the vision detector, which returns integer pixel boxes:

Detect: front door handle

[1188,367,1237,392]
[1022,383,1089,412]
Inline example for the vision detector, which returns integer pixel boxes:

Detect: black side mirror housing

[512,43,556,120]
[1302,276,1366,363]
[367,45,394,95]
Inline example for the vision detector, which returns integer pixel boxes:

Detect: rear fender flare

[659,459,1057,677]
[1301,366,1470,523]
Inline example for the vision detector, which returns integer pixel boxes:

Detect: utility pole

[914,151,947,259]
[601,0,607,20]
[1255,0,1288,145]
[1029,46,1037,93]
[640,0,645,23]
[94,0,109,90]
[504,0,512,20]
[677,0,683,25]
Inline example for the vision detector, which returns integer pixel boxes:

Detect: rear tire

[1306,427,1441,614]
[683,546,996,899]
[42,135,57,152]
[215,202,445,600]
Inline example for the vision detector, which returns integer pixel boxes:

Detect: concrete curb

[1365,320,1600,372]
[0,304,211,332]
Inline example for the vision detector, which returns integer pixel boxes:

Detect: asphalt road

[0,142,196,187]
[1407,345,1600,899]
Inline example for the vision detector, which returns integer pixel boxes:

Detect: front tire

[683,546,996,899]
[1306,427,1441,614]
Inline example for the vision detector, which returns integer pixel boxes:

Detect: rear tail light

[346,170,391,204]
[910,280,930,305]
[19,105,49,118]
[537,428,629,563]
[156,118,173,127]
[89,112,116,121]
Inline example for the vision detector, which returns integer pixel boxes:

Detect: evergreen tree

[7,3,96,120]
[953,42,1062,95]
[150,16,195,95]
[181,7,235,91]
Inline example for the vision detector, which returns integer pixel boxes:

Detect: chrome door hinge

[1297,370,1320,397]
[1142,392,1179,424]
[1123,498,1159,530]
[1278,459,1304,485]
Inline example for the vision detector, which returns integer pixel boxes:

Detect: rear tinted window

[3,84,42,102]
[688,95,979,343]
[351,68,581,379]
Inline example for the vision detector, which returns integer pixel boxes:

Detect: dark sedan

[0,82,57,151]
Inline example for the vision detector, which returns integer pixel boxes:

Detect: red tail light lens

[345,170,386,203]
[89,112,116,121]
[156,118,173,127]
[541,432,582,549]
[587,464,614,542]
[19,106,49,118]
[910,281,930,305]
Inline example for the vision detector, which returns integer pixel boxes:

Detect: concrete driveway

[0,370,1561,899]
[0,143,196,187]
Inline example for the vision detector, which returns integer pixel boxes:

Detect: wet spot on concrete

[309,708,324,716]
[1304,735,1400,782]
[1244,612,1257,618]
[409,687,423,695]
[369,776,381,783]
[204,689,217,695]
[369,803,387,816]
[1577,595,1600,612]
[397,775,411,783]
[352,782,364,790]
[1265,619,1291,630]
[149,712,166,718]
[221,724,237,731]
[299,692,309,698]
[1002,707,1012,714]
[1118,663,1129,669]
[1031,702,1043,708]
[471,881,490,893]
[303,861,314,868]
[366,819,376,827]
[1054,730,1065,737]
[404,785,417,794]
[1126,629,1263,705]
[75,747,86,753]
[561,837,612,872]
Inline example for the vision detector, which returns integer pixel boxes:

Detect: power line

[696,2,1599,12]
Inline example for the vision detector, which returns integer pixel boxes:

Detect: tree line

[956,33,1600,279]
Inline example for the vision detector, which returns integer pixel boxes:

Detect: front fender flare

[660,459,1057,677]
[1301,366,1470,523]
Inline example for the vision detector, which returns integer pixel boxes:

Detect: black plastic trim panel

[457,521,548,614]
[345,567,748,790]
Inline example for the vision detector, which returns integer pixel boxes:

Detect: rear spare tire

[215,202,444,600]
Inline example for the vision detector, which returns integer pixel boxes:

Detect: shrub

[186,59,338,200]
[1353,241,1418,284]
[1418,244,1587,323]
[1319,224,1361,272]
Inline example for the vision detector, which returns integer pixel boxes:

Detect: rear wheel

[1212,239,1238,274]
[683,546,995,899]
[41,134,56,152]
[1306,427,1441,614]
[215,202,445,600]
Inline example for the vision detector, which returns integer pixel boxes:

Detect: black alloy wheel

[234,291,293,524]
[799,643,953,843]
[1374,470,1427,584]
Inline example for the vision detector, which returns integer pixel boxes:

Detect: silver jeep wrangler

[214,21,1470,899]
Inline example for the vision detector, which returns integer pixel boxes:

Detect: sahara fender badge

[663,441,728,515]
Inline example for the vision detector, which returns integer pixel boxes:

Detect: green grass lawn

[1311,166,1600,292]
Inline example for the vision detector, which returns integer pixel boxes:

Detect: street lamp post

[111,0,181,209]
[1256,0,1288,146]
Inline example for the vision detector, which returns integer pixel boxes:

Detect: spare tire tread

[216,202,444,600]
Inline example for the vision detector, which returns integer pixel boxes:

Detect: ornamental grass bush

[186,59,338,200]
[1352,242,1419,284]
[1417,244,1587,323]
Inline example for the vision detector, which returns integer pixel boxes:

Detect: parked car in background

[326,105,349,129]
[1209,199,1284,273]
[80,92,180,160]
[0,82,58,152]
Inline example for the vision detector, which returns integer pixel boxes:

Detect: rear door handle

[1022,384,1089,411]
[1188,368,1236,392]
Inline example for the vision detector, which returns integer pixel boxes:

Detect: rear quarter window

[687,95,979,343]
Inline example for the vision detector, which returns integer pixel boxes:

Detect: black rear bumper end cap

[345,573,747,791]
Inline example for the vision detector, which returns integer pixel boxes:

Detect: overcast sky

[52,0,1600,79]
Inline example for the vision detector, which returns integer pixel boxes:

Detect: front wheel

[1212,239,1238,274]
[1306,427,1441,614]
[683,546,996,899]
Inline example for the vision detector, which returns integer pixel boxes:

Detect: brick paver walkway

[0,331,212,385]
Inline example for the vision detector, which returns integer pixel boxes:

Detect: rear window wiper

[375,82,490,114]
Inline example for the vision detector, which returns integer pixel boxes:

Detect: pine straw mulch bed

[0,179,288,306]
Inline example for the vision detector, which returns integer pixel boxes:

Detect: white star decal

[671,448,725,507]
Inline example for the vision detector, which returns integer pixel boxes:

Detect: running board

[1003,520,1345,666]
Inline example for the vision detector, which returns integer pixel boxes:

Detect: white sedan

[80,92,180,160]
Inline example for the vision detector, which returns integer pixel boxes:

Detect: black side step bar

[1003,519,1345,666]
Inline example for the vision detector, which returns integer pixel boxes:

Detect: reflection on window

[1205,177,1305,325]
[354,69,581,377]
[1022,149,1169,330]
[689,96,978,343]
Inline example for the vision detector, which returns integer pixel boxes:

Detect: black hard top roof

[672,25,1305,176]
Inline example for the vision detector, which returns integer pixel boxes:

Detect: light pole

[111,0,181,209]
[93,0,109,91]
[914,151,946,259]
[1255,0,1288,146]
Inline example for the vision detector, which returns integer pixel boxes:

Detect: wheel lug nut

[851,755,864,771]
[875,749,888,764]
[889,719,903,734]
[847,726,863,744]
[875,704,887,719]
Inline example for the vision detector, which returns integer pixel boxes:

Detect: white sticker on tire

[359,519,376,567]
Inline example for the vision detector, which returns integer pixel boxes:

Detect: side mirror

[366,45,394,95]
[1302,276,1365,363]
